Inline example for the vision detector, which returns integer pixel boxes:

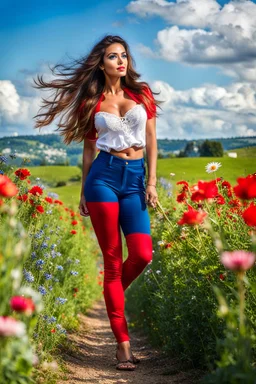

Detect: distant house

[227,152,237,158]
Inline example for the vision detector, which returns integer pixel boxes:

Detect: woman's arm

[145,116,158,208]
[145,116,157,186]
[80,139,97,198]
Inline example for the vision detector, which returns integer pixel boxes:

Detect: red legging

[84,151,153,343]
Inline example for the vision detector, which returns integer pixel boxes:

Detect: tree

[199,140,223,157]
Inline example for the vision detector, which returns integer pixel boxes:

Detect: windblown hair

[32,34,162,145]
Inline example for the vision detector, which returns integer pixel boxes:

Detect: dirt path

[58,298,205,384]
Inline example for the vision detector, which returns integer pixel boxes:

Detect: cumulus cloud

[0,65,60,137]
[152,80,256,139]
[127,0,256,81]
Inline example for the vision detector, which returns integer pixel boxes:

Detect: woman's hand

[145,185,158,209]
[79,195,90,217]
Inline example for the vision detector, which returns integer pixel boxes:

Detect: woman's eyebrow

[107,51,126,56]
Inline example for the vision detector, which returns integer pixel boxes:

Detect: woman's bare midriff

[109,146,144,160]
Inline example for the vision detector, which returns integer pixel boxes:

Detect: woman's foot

[116,341,136,371]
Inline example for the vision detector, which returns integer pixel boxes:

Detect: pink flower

[10,296,35,315]
[0,316,26,337]
[221,250,256,271]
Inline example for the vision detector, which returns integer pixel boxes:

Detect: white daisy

[205,162,222,173]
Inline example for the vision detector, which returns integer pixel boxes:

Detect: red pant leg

[122,233,153,291]
[86,201,130,343]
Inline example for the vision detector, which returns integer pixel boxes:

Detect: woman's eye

[109,54,127,59]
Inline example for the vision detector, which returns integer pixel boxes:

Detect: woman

[33,34,161,371]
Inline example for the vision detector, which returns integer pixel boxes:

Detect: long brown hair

[32,34,162,145]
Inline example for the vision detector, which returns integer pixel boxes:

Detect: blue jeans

[84,150,153,343]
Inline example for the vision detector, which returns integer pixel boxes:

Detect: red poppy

[28,186,43,196]
[14,168,31,180]
[242,202,256,227]
[215,194,225,205]
[17,193,28,202]
[54,199,63,205]
[219,274,225,281]
[70,230,77,234]
[45,197,53,203]
[233,176,256,200]
[71,220,78,226]
[176,192,187,203]
[228,198,242,208]
[191,180,219,202]
[177,204,208,225]
[176,180,189,192]
[0,175,18,197]
[36,205,44,213]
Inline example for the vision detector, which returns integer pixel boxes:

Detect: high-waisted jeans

[84,150,153,343]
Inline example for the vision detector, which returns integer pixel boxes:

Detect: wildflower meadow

[1,152,256,383]
[0,156,103,383]
[126,164,256,383]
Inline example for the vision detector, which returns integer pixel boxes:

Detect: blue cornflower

[50,229,54,234]
[74,259,80,264]
[51,251,57,258]
[51,244,57,250]
[56,252,61,257]
[49,316,57,323]
[41,242,48,249]
[49,285,53,291]
[31,252,37,260]
[70,271,79,276]
[44,224,49,228]
[56,324,67,334]
[36,259,45,269]
[38,286,47,295]
[47,192,59,199]
[0,155,8,164]
[0,170,4,175]
[23,269,35,283]
[45,236,50,241]
[57,265,63,271]
[44,273,52,280]
[56,297,67,304]
[34,231,44,239]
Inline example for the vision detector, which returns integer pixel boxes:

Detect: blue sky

[1,0,256,140]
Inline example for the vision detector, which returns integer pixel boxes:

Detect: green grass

[225,146,256,157]
[157,157,255,186]
[29,166,81,183]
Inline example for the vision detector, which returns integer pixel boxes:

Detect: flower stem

[237,271,246,335]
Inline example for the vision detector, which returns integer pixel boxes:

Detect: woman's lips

[117,67,125,71]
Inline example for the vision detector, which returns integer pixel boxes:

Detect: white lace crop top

[94,103,147,153]
[82,86,157,152]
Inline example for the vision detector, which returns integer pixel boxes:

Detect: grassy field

[158,157,255,186]
[27,154,255,208]
[225,146,256,157]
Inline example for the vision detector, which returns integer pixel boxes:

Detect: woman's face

[101,43,128,78]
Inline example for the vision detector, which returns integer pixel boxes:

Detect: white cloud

[0,64,59,137]
[127,0,256,81]
[152,80,256,139]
